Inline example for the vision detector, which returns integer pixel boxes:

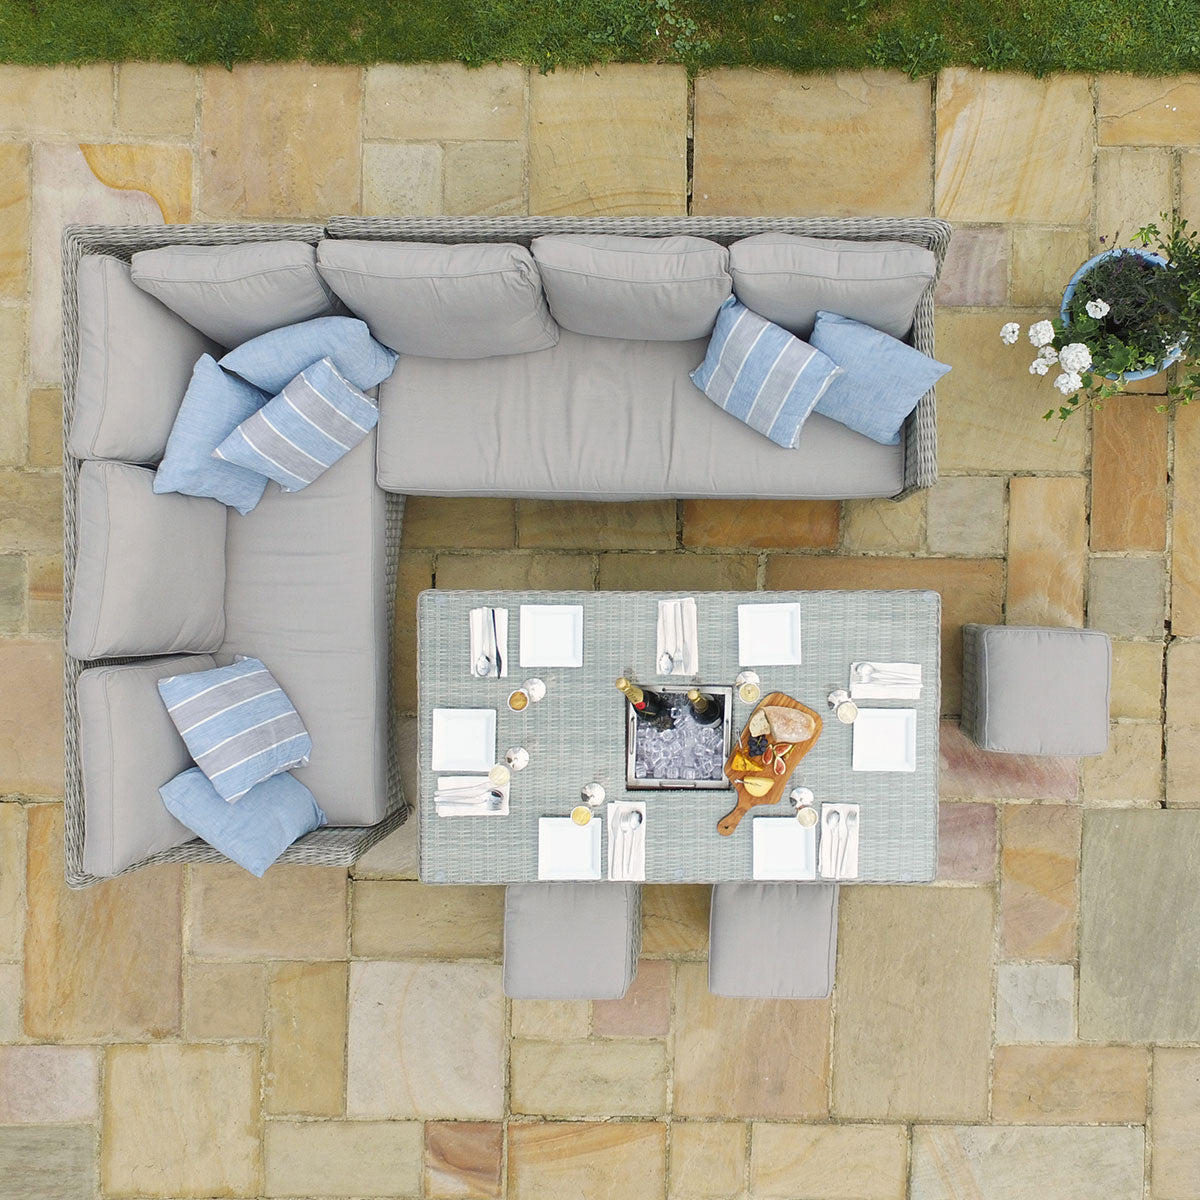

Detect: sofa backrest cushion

[69,255,221,463]
[68,461,227,660]
[316,239,559,359]
[531,234,732,340]
[77,654,213,877]
[130,241,342,348]
[729,234,938,341]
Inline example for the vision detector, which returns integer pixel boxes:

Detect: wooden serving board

[717,691,822,836]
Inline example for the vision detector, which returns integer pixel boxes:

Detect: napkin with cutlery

[469,607,508,678]
[819,803,860,880]
[607,800,646,881]
[434,775,510,817]
[849,661,921,700]
[656,597,698,676]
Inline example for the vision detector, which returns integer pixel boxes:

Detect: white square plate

[519,604,585,667]
[752,816,817,880]
[430,708,497,773]
[538,816,602,880]
[852,708,917,772]
[738,603,803,666]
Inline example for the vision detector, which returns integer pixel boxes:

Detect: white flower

[1029,320,1056,348]
[1000,322,1020,345]
[1058,342,1093,373]
[1030,358,1052,376]
[1038,345,1059,363]
[1053,371,1084,395]
[1085,298,1111,318]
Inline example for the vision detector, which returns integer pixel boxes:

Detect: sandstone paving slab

[693,69,931,217]
[0,469,61,554]
[991,1045,1149,1124]
[435,551,597,592]
[0,802,25,960]
[936,310,1089,474]
[1184,150,1200,229]
[264,1118,422,1198]
[352,881,504,959]
[1167,724,1200,808]
[0,1044,99,1122]
[926,476,1006,557]
[529,65,686,216]
[764,554,1003,715]
[597,552,758,593]
[641,884,710,957]
[27,388,61,469]
[364,63,526,142]
[1080,721,1163,806]
[189,864,347,960]
[362,141,442,216]
[445,140,527,217]
[1080,809,1200,1041]
[938,801,997,882]
[673,961,829,1119]
[1111,640,1164,720]
[1167,640,1200,719]
[1174,402,1200,635]
[996,962,1075,1043]
[265,961,346,1116]
[25,804,183,1040]
[347,960,504,1119]
[1151,1048,1200,1199]
[1011,227,1091,307]
[0,555,22,632]
[26,552,62,638]
[199,64,362,219]
[750,1122,907,1200]
[351,816,418,880]
[185,961,265,1040]
[934,226,1009,307]
[841,493,925,554]
[80,143,192,223]
[1088,555,1167,638]
[593,958,671,1037]
[510,1038,668,1117]
[426,1121,504,1200]
[510,997,590,1040]
[0,963,21,1041]
[1006,476,1087,627]
[116,63,198,137]
[102,1043,259,1197]
[0,64,114,136]
[1096,146,1173,240]
[517,499,676,550]
[832,886,992,1120]
[403,498,517,550]
[0,309,27,466]
[1099,74,1200,145]
[508,1121,666,1200]
[682,499,839,550]
[1000,803,1081,961]
[0,1125,95,1200]
[0,142,29,303]
[910,1125,1145,1200]
[936,69,1093,223]
[668,1121,746,1200]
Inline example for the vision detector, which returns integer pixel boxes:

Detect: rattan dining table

[416,588,941,885]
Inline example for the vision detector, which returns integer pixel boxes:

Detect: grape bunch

[747,733,769,757]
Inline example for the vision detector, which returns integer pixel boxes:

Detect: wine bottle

[686,688,722,726]
[616,677,670,723]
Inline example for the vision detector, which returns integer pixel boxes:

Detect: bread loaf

[763,705,816,743]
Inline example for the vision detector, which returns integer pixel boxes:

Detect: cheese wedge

[763,705,816,743]
[742,776,773,797]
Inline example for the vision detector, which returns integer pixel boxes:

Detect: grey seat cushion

[961,624,1112,756]
[69,255,221,464]
[77,655,213,877]
[708,881,839,998]
[729,233,937,340]
[504,882,641,1000]
[222,433,388,826]
[531,234,732,341]
[375,330,903,500]
[67,462,227,660]
[130,241,341,348]
[316,239,559,360]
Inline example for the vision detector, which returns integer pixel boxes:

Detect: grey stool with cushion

[708,882,839,998]
[961,624,1112,756]
[503,882,641,1000]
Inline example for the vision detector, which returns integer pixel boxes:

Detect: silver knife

[491,609,502,678]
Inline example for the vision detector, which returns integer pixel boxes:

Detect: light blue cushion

[218,316,399,394]
[153,354,270,515]
[213,357,379,492]
[158,656,311,802]
[160,767,327,876]
[809,309,951,446]
[690,297,842,449]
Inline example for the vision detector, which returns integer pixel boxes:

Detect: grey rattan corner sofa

[61,215,951,887]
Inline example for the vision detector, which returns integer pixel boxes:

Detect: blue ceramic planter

[1060,247,1181,382]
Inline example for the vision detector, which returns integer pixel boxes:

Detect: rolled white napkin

[656,598,698,676]
[819,803,860,880]
[469,607,508,678]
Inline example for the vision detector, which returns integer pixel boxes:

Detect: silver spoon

[474,654,493,677]
[825,808,841,878]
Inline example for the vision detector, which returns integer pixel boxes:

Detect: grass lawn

[2,0,1199,75]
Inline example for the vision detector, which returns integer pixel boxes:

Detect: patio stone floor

[1,61,1199,1198]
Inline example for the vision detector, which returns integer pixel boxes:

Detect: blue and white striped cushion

[211,356,379,491]
[690,297,843,448]
[157,657,311,803]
